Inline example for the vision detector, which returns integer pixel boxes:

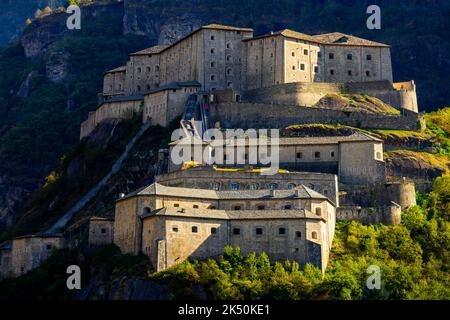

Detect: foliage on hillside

[148,178,450,300]
[314,93,400,115]
[0,6,146,178]
[0,176,448,300]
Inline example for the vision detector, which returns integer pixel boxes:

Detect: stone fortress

[1,24,420,279]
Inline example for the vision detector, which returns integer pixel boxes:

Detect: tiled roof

[206,132,381,147]
[120,183,329,202]
[245,29,389,47]
[201,24,254,32]
[143,81,201,96]
[13,233,63,240]
[104,66,126,74]
[130,45,170,56]
[311,32,389,47]
[244,29,317,42]
[143,207,325,221]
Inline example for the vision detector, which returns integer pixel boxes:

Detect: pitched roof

[143,81,201,96]
[205,132,381,147]
[244,29,389,47]
[311,32,389,47]
[130,45,170,56]
[244,29,317,43]
[201,24,253,32]
[119,182,329,202]
[143,207,325,221]
[104,66,126,74]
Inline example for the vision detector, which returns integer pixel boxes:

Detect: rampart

[241,80,418,113]
[209,102,419,131]
[336,202,401,225]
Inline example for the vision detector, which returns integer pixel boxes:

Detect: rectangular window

[193,204,199,208]
[172,227,179,232]
[303,49,308,55]
[329,53,334,59]
[315,151,321,159]
[347,53,352,60]
[255,227,263,235]
[348,70,352,76]
[211,227,217,234]
[232,228,240,235]
[278,227,286,235]
[367,54,372,60]
[300,64,305,71]
[192,226,198,233]
[314,65,319,73]
[296,152,303,159]
[101,228,107,234]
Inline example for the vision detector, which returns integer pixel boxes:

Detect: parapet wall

[209,102,419,131]
[241,80,418,113]
[339,182,416,210]
[337,203,401,225]
[80,98,143,140]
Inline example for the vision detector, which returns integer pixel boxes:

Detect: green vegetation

[0,245,150,300]
[314,93,400,115]
[385,150,450,175]
[0,5,147,200]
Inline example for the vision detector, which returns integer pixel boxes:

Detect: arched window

[233,205,241,210]
[287,183,296,190]
[284,204,292,210]
[312,231,318,239]
[250,183,259,190]
[143,207,151,215]
[269,183,278,190]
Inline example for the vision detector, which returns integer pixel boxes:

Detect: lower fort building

[113,183,336,273]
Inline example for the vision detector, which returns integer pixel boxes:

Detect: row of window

[175,225,319,240]
[136,66,160,73]
[171,202,323,215]
[297,151,335,159]
[329,69,373,77]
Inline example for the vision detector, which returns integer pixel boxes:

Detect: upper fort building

[103,24,393,97]
[80,24,418,139]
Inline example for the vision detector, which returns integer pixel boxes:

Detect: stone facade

[156,166,339,205]
[243,30,393,91]
[336,202,401,225]
[209,101,419,132]
[113,183,336,272]
[80,96,144,140]
[169,132,386,186]
[242,80,418,113]
[142,209,333,273]
[0,234,63,279]
[88,217,114,246]
[143,82,201,126]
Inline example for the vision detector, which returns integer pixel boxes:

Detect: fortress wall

[339,182,416,211]
[241,80,418,112]
[79,99,143,140]
[80,111,96,140]
[88,219,114,246]
[209,102,419,131]
[156,168,339,205]
[338,141,386,185]
[336,203,401,225]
